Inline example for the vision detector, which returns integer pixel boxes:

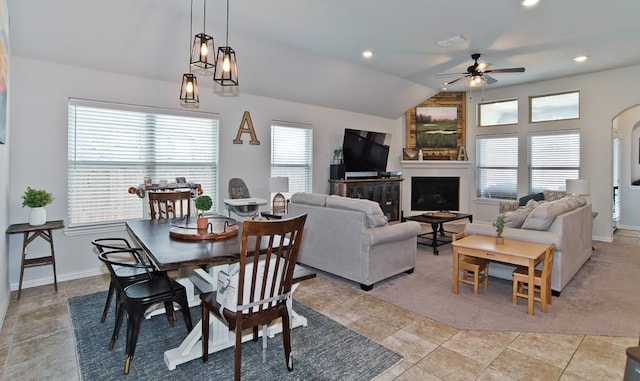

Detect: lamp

[213,0,238,86]
[466,75,485,88]
[566,179,590,196]
[180,0,200,106]
[190,0,215,70]
[269,177,289,214]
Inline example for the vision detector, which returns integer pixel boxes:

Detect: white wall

[464,64,640,241]
[7,56,398,291]
[0,0,11,326]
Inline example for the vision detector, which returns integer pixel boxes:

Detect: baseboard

[9,269,107,292]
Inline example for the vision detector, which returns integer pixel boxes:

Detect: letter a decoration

[233,111,260,145]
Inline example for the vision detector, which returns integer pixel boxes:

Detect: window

[478,99,518,127]
[530,91,579,123]
[476,136,518,199]
[271,122,313,194]
[528,131,580,193]
[68,99,219,227]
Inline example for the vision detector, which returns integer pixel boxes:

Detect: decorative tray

[169,215,239,241]
[422,211,457,218]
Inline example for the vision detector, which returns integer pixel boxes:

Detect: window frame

[270,121,313,197]
[67,98,219,229]
[527,130,581,194]
[478,98,519,127]
[529,90,580,123]
[475,134,519,200]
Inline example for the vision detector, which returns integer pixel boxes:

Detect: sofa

[285,192,422,290]
[465,194,593,294]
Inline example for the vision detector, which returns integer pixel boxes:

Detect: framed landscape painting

[414,106,458,149]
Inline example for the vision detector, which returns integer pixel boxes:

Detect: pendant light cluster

[180,0,238,106]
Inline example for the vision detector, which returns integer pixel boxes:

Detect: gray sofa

[285,192,421,290]
[465,196,593,294]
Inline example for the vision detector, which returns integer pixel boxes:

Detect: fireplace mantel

[401,160,471,170]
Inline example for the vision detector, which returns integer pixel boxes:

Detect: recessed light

[522,0,539,7]
[362,50,373,58]
[574,55,588,62]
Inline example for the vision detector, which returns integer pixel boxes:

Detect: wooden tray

[422,211,456,218]
[169,224,239,241]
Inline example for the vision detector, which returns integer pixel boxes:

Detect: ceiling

[8,0,640,118]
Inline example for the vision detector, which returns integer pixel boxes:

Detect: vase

[496,236,504,245]
[29,207,47,226]
[197,216,209,235]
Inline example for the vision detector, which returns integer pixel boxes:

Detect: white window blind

[270,123,313,193]
[476,136,518,199]
[68,99,219,227]
[528,131,580,193]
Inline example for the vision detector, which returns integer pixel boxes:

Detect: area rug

[68,292,401,380]
[370,240,640,337]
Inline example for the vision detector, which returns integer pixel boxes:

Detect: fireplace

[411,176,460,211]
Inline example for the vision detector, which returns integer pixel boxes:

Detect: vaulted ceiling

[8,0,640,118]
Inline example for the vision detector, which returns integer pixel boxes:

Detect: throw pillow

[290,192,327,207]
[543,190,566,201]
[503,207,534,228]
[521,198,572,231]
[518,192,544,206]
[326,196,388,228]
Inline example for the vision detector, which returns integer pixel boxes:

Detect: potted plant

[333,148,343,164]
[194,195,213,234]
[493,213,505,244]
[22,187,54,226]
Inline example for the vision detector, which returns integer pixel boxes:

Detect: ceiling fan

[437,53,525,87]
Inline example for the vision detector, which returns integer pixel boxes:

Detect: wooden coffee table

[403,212,473,255]
[452,234,554,315]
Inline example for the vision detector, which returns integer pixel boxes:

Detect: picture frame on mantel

[405,92,466,160]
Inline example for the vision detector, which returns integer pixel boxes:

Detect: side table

[6,220,64,299]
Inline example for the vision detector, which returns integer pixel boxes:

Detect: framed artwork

[405,92,466,160]
[0,0,8,144]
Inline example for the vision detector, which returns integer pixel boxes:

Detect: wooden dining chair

[512,243,556,312]
[200,214,307,381]
[98,248,193,374]
[453,232,489,295]
[148,190,192,220]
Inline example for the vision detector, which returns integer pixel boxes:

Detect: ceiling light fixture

[574,55,588,62]
[190,0,215,70]
[466,75,486,88]
[362,50,373,58]
[213,0,238,86]
[522,0,539,7]
[180,0,200,105]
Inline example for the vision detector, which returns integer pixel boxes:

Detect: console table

[329,178,403,223]
[6,220,64,299]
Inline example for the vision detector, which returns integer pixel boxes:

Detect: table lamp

[269,177,289,214]
[566,179,590,196]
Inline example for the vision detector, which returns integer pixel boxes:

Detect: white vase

[29,207,47,226]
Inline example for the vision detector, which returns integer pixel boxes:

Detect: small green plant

[333,148,343,163]
[493,213,505,237]
[21,187,54,208]
[194,195,213,216]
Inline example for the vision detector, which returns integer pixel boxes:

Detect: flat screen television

[342,128,391,173]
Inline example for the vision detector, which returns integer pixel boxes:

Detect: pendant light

[190,0,215,70]
[213,0,238,86]
[180,0,200,105]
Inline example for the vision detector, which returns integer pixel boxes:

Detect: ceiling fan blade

[484,74,498,84]
[434,72,467,77]
[443,76,464,86]
[485,67,525,73]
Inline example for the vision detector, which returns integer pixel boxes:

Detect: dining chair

[453,232,489,295]
[512,243,556,312]
[148,190,192,220]
[200,214,307,381]
[98,249,193,374]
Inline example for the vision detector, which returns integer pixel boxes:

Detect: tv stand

[329,178,403,223]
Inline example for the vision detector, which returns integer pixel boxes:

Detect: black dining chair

[98,249,193,374]
[200,214,307,381]
[91,238,167,323]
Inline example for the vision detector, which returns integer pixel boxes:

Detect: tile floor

[1,234,638,380]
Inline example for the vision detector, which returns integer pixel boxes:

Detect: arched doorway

[612,104,640,232]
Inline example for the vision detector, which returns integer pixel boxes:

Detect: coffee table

[403,212,473,255]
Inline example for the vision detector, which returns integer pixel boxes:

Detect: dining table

[125,217,314,370]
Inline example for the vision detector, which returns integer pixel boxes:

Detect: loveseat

[465,194,593,294]
[285,192,421,290]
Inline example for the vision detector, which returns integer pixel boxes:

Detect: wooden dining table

[125,217,314,370]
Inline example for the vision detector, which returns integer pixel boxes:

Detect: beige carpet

[369,240,640,337]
